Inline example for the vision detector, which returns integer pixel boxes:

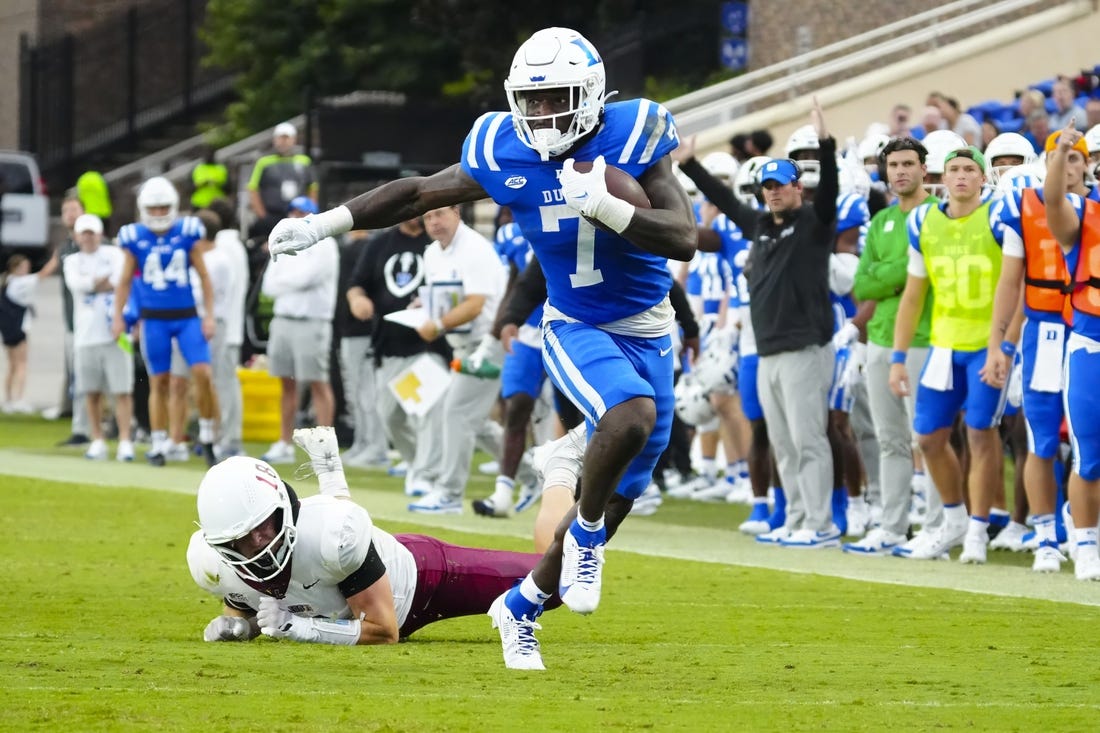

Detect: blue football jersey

[462,99,680,324]
[496,221,543,329]
[118,217,205,311]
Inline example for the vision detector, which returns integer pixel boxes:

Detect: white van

[0,151,50,249]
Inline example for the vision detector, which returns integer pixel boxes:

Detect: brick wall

[747,0,944,70]
[36,0,159,42]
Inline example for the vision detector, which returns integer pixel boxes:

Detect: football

[570,161,652,209]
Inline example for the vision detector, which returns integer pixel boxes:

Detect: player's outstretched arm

[269,165,487,258]
[1044,120,1083,251]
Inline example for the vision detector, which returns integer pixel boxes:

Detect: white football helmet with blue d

[674,373,716,427]
[137,176,180,232]
[984,132,1037,184]
[784,125,821,188]
[504,27,607,161]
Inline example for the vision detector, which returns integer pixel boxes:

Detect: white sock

[519,574,552,606]
[198,418,216,444]
[151,430,168,454]
[944,503,968,526]
[578,514,605,533]
[494,475,515,498]
[1074,526,1099,550]
[701,458,717,481]
[1033,514,1056,545]
[967,515,989,539]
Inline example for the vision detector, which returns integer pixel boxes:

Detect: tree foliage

[202,0,723,140]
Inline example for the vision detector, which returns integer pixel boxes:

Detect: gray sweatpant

[758,343,835,532]
[864,342,942,533]
[340,336,388,461]
[211,320,242,450]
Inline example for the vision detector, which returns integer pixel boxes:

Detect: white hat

[273,122,297,138]
[74,213,103,234]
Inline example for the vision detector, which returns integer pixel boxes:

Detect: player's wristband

[890,350,907,365]
[1000,340,1017,357]
[587,194,636,234]
[310,205,354,239]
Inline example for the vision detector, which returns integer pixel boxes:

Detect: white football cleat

[559,521,605,614]
[488,592,545,671]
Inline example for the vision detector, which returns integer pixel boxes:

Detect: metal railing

[666,0,1087,137]
[18,0,233,186]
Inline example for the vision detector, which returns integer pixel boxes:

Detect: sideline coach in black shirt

[676,97,839,547]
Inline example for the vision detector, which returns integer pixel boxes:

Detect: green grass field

[1,415,1098,731]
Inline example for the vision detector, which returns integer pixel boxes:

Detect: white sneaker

[842,527,907,556]
[904,520,966,560]
[989,521,1028,551]
[723,477,754,505]
[85,439,108,461]
[488,592,545,671]
[691,478,735,502]
[668,473,714,499]
[1032,544,1067,573]
[630,484,663,517]
[164,442,191,462]
[292,426,341,475]
[472,490,513,518]
[407,490,462,515]
[845,498,871,538]
[262,440,296,464]
[530,426,586,483]
[478,460,500,475]
[779,525,842,549]
[958,530,988,564]
[116,440,134,462]
[755,526,792,545]
[404,475,433,498]
[387,460,409,477]
[559,521,605,614]
[738,517,772,536]
[514,480,542,514]
[1074,550,1100,581]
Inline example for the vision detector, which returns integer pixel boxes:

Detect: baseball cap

[758,158,801,185]
[273,122,297,138]
[74,213,103,234]
[943,146,987,173]
[1044,130,1089,157]
[288,196,318,215]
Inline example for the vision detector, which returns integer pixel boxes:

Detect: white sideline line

[4,449,1099,607]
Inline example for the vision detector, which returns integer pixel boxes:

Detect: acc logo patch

[504,176,527,189]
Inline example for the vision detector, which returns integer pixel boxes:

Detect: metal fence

[18,0,233,185]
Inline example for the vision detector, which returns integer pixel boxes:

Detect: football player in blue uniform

[111,177,220,467]
[268,27,696,669]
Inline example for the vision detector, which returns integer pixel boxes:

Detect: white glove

[268,217,319,260]
[832,322,859,351]
[203,614,258,642]
[468,333,505,370]
[256,596,360,645]
[839,341,867,390]
[257,596,308,641]
[559,156,635,234]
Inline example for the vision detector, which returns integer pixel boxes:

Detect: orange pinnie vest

[1020,189,1072,323]
[1072,198,1100,317]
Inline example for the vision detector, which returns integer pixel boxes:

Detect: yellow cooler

[239,368,281,443]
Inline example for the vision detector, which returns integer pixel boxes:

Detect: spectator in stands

[729,133,751,163]
[1015,90,1047,130]
[1022,109,1051,155]
[888,103,913,138]
[247,122,317,240]
[55,194,92,446]
[1,250,60,413]
[747,129,774,157]
[1049,79,1088,132]
[62,213,134,462]
[913,105,944,140]
[76,171,113,235]
[928,92,981,146]
[980,119,1000,151]
[191,145,230,211]
[259,196,339,463]
[1086,98,1100,131]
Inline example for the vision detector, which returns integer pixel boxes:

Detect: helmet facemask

[504,28,606,161]
[208,506,297,583]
